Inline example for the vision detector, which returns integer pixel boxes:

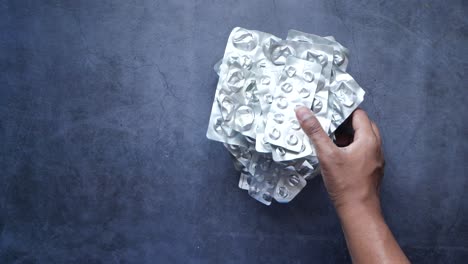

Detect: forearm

[337,199,410,264]
[296,107,408,262]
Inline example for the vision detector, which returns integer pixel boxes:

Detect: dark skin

[296,107,410,264]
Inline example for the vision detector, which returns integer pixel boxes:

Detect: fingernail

[295,106,314,122]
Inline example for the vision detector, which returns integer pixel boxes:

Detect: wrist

[334,193,381,219]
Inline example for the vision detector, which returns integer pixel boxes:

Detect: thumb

[295,106,336,155]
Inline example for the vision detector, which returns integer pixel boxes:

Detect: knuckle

[366,136,379,148]
[374,123,381,133]
[354,109,368,119]
[303,118,322,136]
[329,148,341,157]
[323,148,341,160]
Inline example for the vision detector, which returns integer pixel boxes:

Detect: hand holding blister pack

[207,27,365,205]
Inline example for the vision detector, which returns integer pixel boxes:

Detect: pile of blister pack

[207,27,365,205]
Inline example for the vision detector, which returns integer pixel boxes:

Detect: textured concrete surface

[1,0,467,263]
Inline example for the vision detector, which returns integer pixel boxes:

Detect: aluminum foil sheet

[207,27,365,205]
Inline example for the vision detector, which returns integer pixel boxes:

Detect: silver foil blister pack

[207,27,365,205]
[287,29,349,71]
[264,56,321,155]
[327,68,365,133]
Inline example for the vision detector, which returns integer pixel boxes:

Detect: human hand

[295,107,384,212]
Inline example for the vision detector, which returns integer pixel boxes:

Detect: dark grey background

[1,0,467,263]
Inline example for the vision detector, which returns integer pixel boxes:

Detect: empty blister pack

[271,138,316,162]
[264,56,321,153]
[207,97,248,147]
[216,64,263,138]
[312,83,332,133]
[287,29,349,71]
[273,166,307,203]
[328,68,365,133]
[207,27,365,205]
[266,39,334,81]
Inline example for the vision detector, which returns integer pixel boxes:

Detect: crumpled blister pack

[207,27,365,205]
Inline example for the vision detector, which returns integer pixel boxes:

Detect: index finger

[351,109,375,142]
